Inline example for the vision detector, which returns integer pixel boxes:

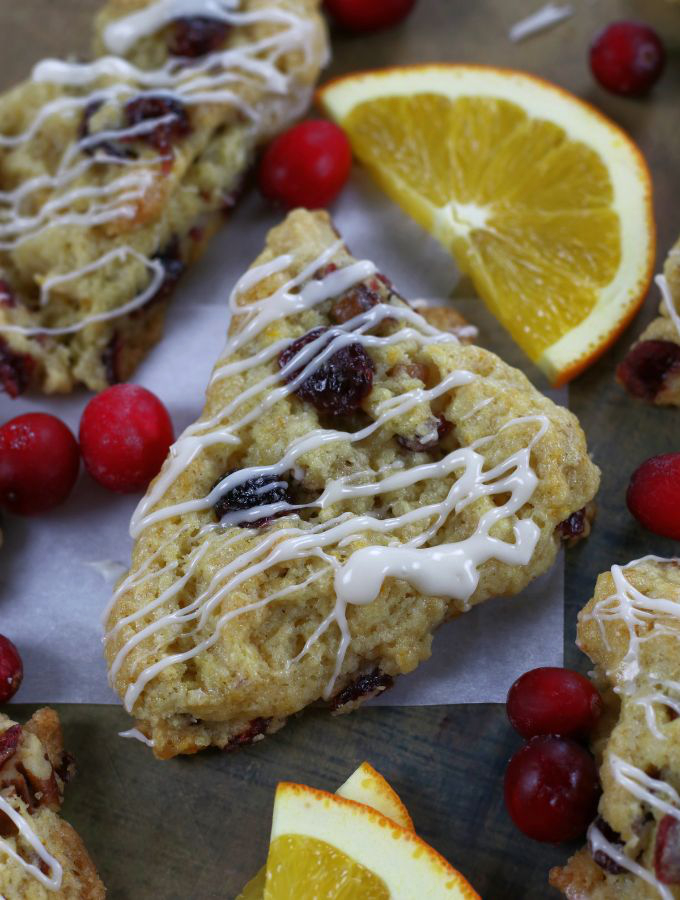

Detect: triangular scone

[105,209,600,759]
[0,708,105,899]
[617,238,680,405]
[0,0,326,395]
[551,557,680,899]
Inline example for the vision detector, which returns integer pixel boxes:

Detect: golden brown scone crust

[552,558,680,898]
[106,209,600,759]
[0,708,105,899]
[0,0,326,395]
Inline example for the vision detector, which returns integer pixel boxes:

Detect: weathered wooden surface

[2,1,680,897]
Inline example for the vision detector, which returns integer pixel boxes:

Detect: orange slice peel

[317,64,655,385]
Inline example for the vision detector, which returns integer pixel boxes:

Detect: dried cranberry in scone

[655,815,680,884]
[617,340,680,401]
[278,327,374,415]
[397,415,452,452]
[330,284,382,324]
[169,16,231,57]
[589,817,627,875]
[213,472,291,527]
[0,339,35,397]
[123,94,191,155]
[0,724,21,767]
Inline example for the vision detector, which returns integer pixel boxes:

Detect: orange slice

[317,64,655,385]
[236,762,414,899]
[336,761,414,831]
[262,782,479,899]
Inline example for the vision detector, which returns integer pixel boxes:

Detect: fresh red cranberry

[169,16,231,56]
[324,0,416,32]
[258,120,352,209]
[507,667,603,740]
[0,413,80,515]
[655,815,680,884]
[617,340,680,401]
[0,340,35,398]
[590,21,666,96]
[213,472,291,527]
[79,384,174,493]
[627,453,680,541]
[0,636,23,703]
[504,735,600,843]
[278,327,374,415]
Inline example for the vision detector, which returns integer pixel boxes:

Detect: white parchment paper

[0,172,565,705]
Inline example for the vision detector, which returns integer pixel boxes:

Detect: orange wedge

[317,64,655,385]
[336,762,414,831]
[237,762,414,899]
[263,782,479,899]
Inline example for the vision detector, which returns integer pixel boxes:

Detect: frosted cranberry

[627,453,680,541]
[0,636,23,703]
[79,384,174,493]
[507,667,603,740]
[617,340,680,401]
[0,340,34,397]
[169,16,231,57]
[589,817,627,875]
[259,120,351,209]
[504,736,600,843]
[214,472,290,527]
[324,0,416,32]
[124,95,191,154]
[0,413,80,515]
[279,327,374,415]
[590,21,666,96]
[655,815,680,884]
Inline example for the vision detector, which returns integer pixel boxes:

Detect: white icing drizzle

[0,0,318,337]
[105,239,555,716]
[508,3,574,43]
[0,794,63,891]
[104,0,240,54]
[657,273,680,340]
[588,821,673,900]
[583,555,680,896]
[118,728,155,747]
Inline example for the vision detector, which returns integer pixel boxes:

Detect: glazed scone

[0,708,105,899]
[617,239,680,405]
[105,208,600,759]
[551,557,680,899]
[0,0,326,395]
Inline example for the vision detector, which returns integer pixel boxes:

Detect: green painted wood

[3,1,680,897]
